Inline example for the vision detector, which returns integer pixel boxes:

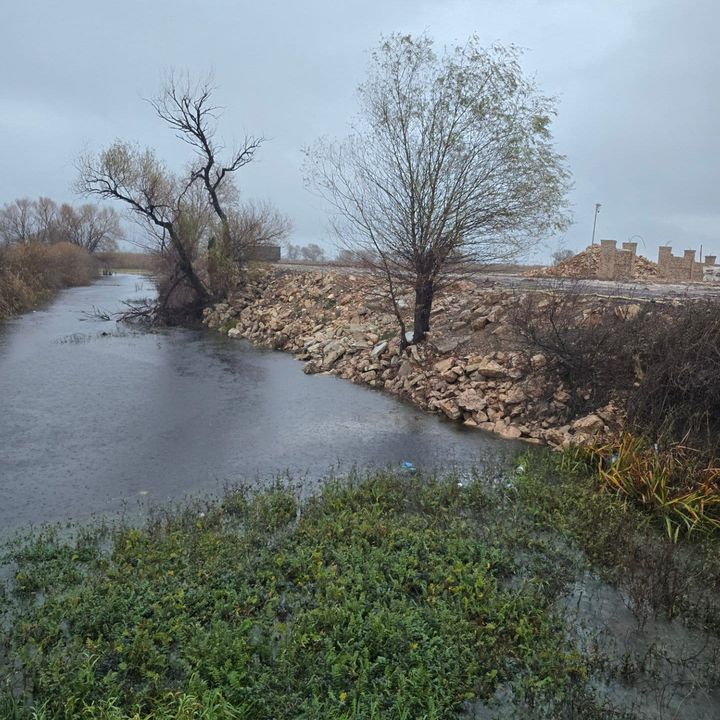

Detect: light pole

[591,203,602,246]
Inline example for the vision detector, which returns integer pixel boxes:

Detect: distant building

[245,245,281,262]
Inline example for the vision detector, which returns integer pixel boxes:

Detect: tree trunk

[412,275,434,344]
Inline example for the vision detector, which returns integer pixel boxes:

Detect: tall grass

[578,435,720,539]
[0,242,98,319]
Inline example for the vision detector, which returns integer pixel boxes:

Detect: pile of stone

[527,245,661,280]
[204,270,620,448]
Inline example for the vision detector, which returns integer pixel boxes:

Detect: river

[0,274,516,535]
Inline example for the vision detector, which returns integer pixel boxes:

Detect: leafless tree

[33,197,59,244]
[285,243,302,260]
[226,200,291,261]
[306,35,571,346]
[57,203,122,252]
[0,198,34,244]
[77,72,270,320]
[0,197,122,252]
[300,243,325,262]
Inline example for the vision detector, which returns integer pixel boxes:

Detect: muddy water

[0,274,516,535]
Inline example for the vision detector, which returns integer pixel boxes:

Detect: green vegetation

[0,242,98,319]
[581,435,720,539]
[2,457,719,719]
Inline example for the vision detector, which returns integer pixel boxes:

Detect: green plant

[0,474,583,719]
[584,435,720,539]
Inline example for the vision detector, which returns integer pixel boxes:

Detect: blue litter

[400,461,417,474]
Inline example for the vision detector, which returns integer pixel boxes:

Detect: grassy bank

[0,242,98,319]
[2,456,719,719]
[95,251,157,274]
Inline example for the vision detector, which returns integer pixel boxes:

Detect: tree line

[0,197,123,253]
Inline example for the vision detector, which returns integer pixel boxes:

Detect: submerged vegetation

[2,455,719,719]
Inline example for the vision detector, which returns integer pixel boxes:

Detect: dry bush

[508,283,643,415]
[627,300,720,459]
[510,286,720,460]
[42,242,99,287]
[0,242,98,318]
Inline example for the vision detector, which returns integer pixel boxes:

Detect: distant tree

[285,243,302,260]
[77,72,269,320]
[300,243,326,262]
[335,248,359,265]
[33,197,59,244]
[56,204,123,253]
[0,198,34,244]
[0,197,123,252]
[306,34,571,346]
[552,248,575,265]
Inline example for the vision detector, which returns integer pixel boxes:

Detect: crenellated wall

[657,247,717,281]
[597,239,636,280]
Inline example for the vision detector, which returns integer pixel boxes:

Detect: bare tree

[300,243,325,262]
[0,198,34,244]
[56,203,123,252]
[33,197,59,244]
[0,197,122,252]
[306,35,571,346]
[77,73,268,319]
[227,200,291,261]
[285,243,302,260]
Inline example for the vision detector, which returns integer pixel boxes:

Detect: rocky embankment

[204,270,620,446]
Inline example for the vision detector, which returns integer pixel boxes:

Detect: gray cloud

[0,0,716,261]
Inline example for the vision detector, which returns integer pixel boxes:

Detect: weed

[0,474,583,719]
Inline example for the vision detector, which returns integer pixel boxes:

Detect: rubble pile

[204,270,622,447]
[527,245,661,280]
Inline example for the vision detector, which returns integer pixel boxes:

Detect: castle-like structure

[595,239,718,281]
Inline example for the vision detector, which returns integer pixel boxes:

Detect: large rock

[436,398,462,421]
[505,386,526,405]
[396,359,413,378]
[475,360,507,378]
[432,337,461,355]
[371,341,388,357]
[322,348,345,369]
[456,389,487,413]
[571,413,605,433]
[434,357,455,374]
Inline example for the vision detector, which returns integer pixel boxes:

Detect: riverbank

[204,269,623,447]
[2,452,718,719]
[0,242,98,319]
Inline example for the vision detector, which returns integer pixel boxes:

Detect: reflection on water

[0,275,516,535]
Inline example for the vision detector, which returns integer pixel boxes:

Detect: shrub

[509,287,720,461]
[0,241,98,318]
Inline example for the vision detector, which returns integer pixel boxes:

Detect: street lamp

[591,203,602,246]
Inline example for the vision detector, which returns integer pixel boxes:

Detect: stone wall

[657,247,717,281]
[597,239,636,280]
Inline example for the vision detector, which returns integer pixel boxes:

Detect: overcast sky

[1,0,716,262]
